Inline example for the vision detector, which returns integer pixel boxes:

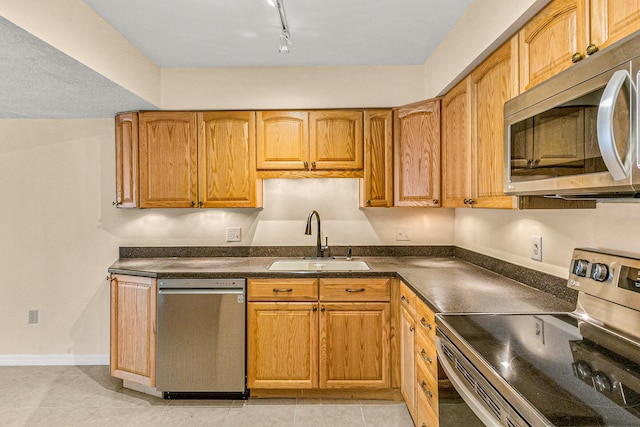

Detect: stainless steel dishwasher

[156,278,247,399]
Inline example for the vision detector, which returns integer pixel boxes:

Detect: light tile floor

[0,366,416,426]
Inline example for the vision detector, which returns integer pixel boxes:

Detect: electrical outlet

[226,227,241,242]
[28,310,39,324]
[533,316,545,344]
[531,235,542,261]
[396,227,410,241]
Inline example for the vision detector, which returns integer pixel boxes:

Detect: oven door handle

[435,337,502,427]
[596,69,633,181]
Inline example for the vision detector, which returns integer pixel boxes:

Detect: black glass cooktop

[440,313,640,426]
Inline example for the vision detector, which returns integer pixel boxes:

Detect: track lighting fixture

[276,0,291,53]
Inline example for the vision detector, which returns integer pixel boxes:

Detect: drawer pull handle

[420,349,433,364]
[345,288,366,293]
[420,318,433,329]
[420,380,433,397]
[273,288,293,292]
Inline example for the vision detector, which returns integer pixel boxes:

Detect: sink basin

[268,259,370,271]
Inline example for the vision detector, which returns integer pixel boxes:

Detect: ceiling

[81,0,473,68]
[1,0,472,118]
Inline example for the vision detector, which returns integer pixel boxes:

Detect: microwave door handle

[597,69,631,181]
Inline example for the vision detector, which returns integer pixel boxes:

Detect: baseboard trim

[0,354,109,366]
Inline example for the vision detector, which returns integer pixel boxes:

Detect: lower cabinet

[247,277,392,392]
[399,281,440,427]
[110,274,157,387]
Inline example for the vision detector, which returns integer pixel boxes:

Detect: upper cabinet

[256,110,363,178]
[139,112,198,208]
[471,38,519,209]
[360,109,394,207]
[442,38,519,209]
[119,111,262,209]
[115,112,139,208]
[198,111,262,208]
[393,99,441,207]
[519,0,640,92]
[441,78,471,208]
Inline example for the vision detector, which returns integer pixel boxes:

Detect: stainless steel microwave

[504,32,640,199]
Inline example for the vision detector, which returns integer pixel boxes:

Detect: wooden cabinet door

[139,112,198,208]
[471,38,519,209]
[256,111,309,170]
[400,307,417,423]
[519,0,587,92]
[393,99,441,207]
[247,302,318,389]
[590,0,640,51]
[441,78,472,208]
[361,109,393,207]
[309,110,363,170]
[198,111,261,208]
[115,112,138,208]
[319,302,390,389]
[110,274,156,387]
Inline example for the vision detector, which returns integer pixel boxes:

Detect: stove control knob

[591,263,609,282]
[574,259,589,277]
[573,361,592,380]
[593,372,613,393]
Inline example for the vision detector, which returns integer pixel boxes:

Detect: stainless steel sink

[268,259,370,271]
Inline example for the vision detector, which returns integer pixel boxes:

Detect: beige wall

[161,66,426,109]
[425,0,640,277]
[3,0,638,362]
[0,118,453,361]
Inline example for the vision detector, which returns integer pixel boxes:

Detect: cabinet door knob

[586,44,599,55]
[304,161,309,169]
[420,318,433,329]
[467,199,474,205]
[366,200,372,206]
[432,199,439,205]
[409,326,415,332]
[420,380,433,397]
[190,201,196,207]
[420,349,433,364]
[311,161,316,169]
[312,306,318,312]
[320,305,326,312]
[571,52,584,63]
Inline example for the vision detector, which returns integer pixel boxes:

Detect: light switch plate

[226,227,241,242]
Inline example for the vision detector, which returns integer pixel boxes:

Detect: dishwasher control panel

[158,278,246,289]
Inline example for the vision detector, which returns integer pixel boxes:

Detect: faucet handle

[322,236,331,257]
[346,245,352,260]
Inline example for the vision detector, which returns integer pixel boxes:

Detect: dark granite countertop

[108,256,574,314]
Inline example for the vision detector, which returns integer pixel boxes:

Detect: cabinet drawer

[415,329,437,380]
[319,278,391,302]
[416,298,436,340]
[399,281,417,316]
[417,388,439,427]
[248,278,318,301]
[416,358,439,417]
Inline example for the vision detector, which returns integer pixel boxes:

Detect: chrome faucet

[305,210,330,258]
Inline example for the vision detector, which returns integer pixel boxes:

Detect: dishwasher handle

[158,288,244,296]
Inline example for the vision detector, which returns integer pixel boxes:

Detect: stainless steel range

[437,248,640,426]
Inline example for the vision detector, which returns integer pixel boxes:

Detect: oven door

[436,332,530,427]
[504,62,637,197]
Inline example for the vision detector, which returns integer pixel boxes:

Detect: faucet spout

[305,210,323,258]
